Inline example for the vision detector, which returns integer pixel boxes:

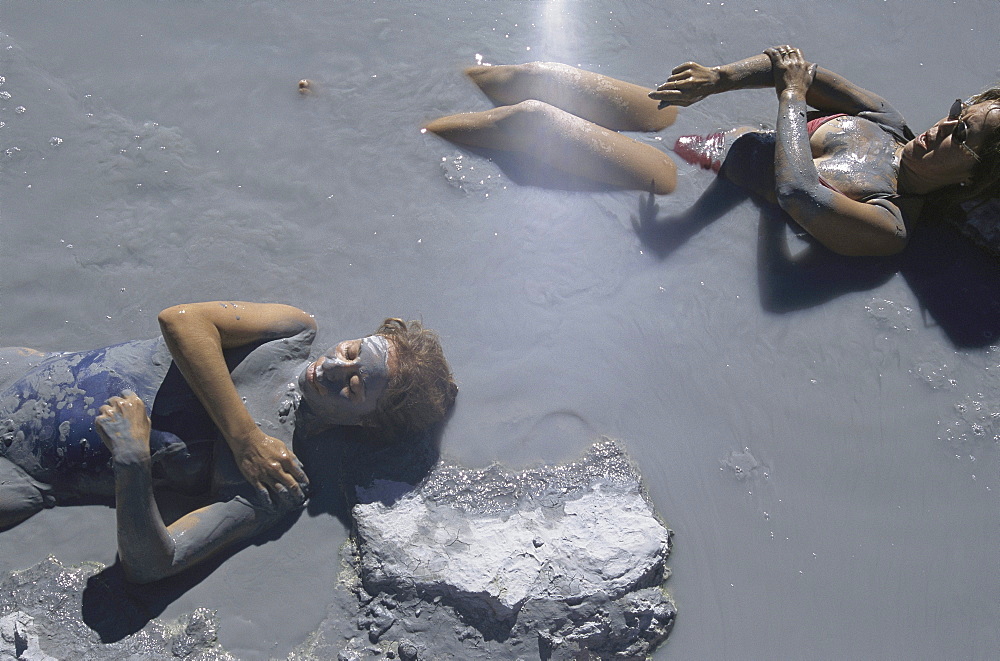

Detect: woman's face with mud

[902,100,1000,189]
[298,335,394,425]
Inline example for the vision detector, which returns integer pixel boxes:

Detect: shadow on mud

[632,132,1000,349]
[80,424,443,643]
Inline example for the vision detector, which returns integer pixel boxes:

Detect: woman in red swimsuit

[426,47,999,257]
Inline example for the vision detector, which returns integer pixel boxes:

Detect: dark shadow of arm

[756,206,899,312]
[632,177,750,258]
[633,131,779,258]
[81,505,302,642]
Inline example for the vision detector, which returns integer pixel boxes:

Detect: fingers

[97,392,144,415]
[277,477,307,506]
[764,47,785,64]
[250,461,310,509]
[270,444,309,486]
[765,45,804,61]
[669,61,698,77]
[96,396,135,423]
[258,474,307,509]
[272,483,305,510]
[648,88,695,108]
[648,89,680,101]
[275,458,309,504]
[288,458,309,486]
[652,63,700,92]
[654,70,693,92]
[256,486,273,508]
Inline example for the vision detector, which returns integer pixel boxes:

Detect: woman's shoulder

[854,108,914,142]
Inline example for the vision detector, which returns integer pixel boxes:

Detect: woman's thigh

[0,457,53,528]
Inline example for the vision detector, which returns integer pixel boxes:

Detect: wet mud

[1,2,999,660]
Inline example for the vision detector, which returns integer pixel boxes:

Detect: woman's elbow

[774,183,819,212]
[156,305,190,336]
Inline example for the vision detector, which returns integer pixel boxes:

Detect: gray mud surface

[2,1,999,659]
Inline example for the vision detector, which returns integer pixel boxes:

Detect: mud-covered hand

[648,61,722,108]
[96,391,153,465]
[764,46,816,97]
[232,430,309,508]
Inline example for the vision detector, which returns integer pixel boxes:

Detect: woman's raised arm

[157,302,315,503]
[650,48,904,124]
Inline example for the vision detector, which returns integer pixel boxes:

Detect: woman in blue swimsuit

[0,301,456,583]
[426,46,1000,257]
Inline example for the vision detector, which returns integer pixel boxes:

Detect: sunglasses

[948,99,980,161]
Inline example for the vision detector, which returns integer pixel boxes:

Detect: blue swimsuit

[0,338,216,499]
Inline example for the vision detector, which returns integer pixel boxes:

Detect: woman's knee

[503,99,568,129]
[718,130,778,198]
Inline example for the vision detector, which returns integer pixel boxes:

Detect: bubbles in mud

[936,347,1000,453]
[720,446,767,481]
[910,360,958,390]
[438,153,503,196]
[865,298,914,332]
[940,392,1000,453]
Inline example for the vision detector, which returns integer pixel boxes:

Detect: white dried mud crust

[307,439,676,660]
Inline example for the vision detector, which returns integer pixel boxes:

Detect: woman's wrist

[113,452,152,469]
[716,54,773,92]
[710,66,729,93]
[779,87,808,103]
[227,423,266,452]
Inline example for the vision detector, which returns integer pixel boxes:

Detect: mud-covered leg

[426,100,677,194]
[465,62,677,132]
[0,457,54,529]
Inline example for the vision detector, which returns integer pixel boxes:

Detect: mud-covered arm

[157,301,315,501]
[96,393,284,583]
[769,48,907,256]
[650,47,905,125]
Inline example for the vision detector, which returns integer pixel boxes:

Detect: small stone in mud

[397,640,418,660]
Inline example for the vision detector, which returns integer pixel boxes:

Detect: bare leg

[426,100,676,194]
[466,62,677,132]
[0,457,53,529]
